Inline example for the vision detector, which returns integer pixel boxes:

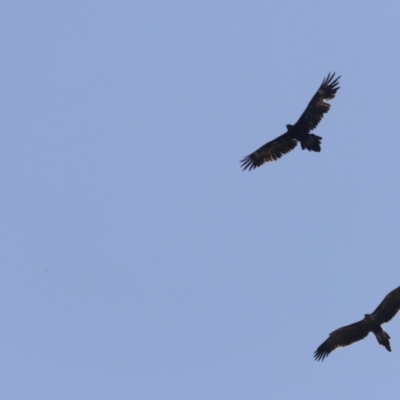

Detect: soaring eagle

[240,73,340,171]
[314,286,400,361]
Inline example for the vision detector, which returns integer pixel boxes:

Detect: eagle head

[364,314,374,322]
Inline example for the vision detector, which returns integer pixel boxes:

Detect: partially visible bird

[314,286,400,361]
[241,73,340,171]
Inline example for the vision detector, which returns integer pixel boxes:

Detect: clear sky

[1,1,400,399]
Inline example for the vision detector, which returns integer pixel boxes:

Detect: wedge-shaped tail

[300,134,321,152]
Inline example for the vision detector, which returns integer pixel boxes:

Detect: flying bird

[240,73,340,171]
[314,286,400,361]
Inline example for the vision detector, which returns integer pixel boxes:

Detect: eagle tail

[300,134,322,152]
[375,330,391,352]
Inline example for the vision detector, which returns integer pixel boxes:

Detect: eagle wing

[240,132,298,171]
[372,286,400,325]
[314,319,370,361]
[293,72,340,134]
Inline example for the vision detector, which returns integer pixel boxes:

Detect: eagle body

[285,124,322,152]
[241,73,340,170]
[314,286,400,361]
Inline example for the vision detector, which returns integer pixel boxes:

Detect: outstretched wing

[314,320,370,361]
[372,286,400,325]
[293,73,340,134]
[240,132,298,171]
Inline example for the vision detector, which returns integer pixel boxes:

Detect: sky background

[1,1,400,399]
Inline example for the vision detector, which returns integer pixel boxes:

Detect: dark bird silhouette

[314,286,400,361]
[240,73,340,171]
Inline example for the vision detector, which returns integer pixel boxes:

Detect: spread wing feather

[240,133,298,171]
[293,72,340,133]
[314,320,370,361]
[372,286,400,325]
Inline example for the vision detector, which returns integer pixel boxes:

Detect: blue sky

[1,1,400,399]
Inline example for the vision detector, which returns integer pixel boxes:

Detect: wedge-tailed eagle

[240,73,340,171]
[314,286,400,361]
